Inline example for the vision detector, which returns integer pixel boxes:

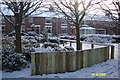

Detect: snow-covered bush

[41,42,67,52]
[42,42,59,48]
[48,38,59,44]
[2,42,15,53]
[2,36,39,53]
[112,36,120,43]
[35,36,43,42]
[27,31,38,36]
[60,36,76,40]
[2,36,15,44]
[21,38,29,44]
[2,43,28,72]
[80,34,117,43]
[22,47,35,53]
[64,46,74,51]
[2,52,28,72]
[29,39,38,43]
[21,36,40,52]
[34,47,55,52]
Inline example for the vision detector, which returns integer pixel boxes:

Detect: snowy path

[2,44,119,78]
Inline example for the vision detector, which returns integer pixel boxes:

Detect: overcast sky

[44,0,117,16]
[0,0,118,16]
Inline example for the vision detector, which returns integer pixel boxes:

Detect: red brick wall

[40,17,45,32]
[66,19,76,35]
[57,18,61,34]
[52,17,57,35]
[85,20,115,34]
[52,17,62,35]
[67,20,71,35]
[33,17,45,33]
[71,26,76,35]
[25,17,31,32]
[4,16,14,34]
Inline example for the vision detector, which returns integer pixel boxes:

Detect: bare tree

[0,0,44,53]
[54,0,98,50]
[99,0,120,35]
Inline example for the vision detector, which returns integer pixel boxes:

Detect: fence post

[70,42,72,46]
[63,40,64,46]
[80,42,82,50]
[111,46,114,59]
[91,44,94,49]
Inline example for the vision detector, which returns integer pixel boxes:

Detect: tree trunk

[15,25,22,53]
[14,13,22,53]
[75,23,81,50]
[75,22,83,68]
[118,13,120,34]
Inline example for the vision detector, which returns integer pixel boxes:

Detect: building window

[36,27,40,34]
[31,28,34,31]
[29,17,33,23]
[47,29,51,33]
[45,27,52,33]
[22,18,25,24]
[21,25,25,32]
[61,19,67,24]
[45,17,52,23]
[46,20,50,23]
[81,29,84,34]
[61,28,67,33]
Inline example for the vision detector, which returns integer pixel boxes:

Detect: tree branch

[0,11,15,27]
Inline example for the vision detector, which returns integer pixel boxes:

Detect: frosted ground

[1,43,119,78]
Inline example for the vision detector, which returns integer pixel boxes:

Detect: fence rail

[31,46,110,75]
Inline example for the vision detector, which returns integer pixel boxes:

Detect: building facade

[2,15,114,36]
[2,15,76,36]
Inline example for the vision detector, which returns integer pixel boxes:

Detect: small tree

[54,0,98,50]
[42,28,48,42]
[1,0,44,53]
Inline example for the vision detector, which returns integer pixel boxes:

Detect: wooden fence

[31,46,111,75]
[60,39,115,59]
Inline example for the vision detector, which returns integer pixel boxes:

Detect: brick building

[84,20,116,34]
[2,12,115,36]
[2,15,76,36]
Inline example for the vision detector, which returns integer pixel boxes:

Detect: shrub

[2,43,28,72]
[42,42,67,52]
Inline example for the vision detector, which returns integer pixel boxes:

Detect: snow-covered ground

[2,43,119,78]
